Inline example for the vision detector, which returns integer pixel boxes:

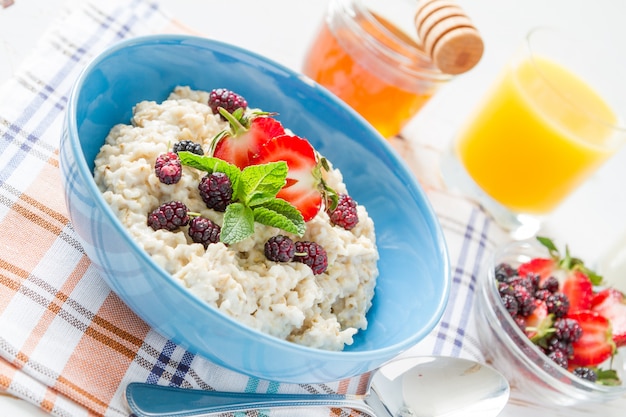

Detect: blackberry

[534,289,552,301]
[208,88,248,119]
[546,292,570,318]
[573,367,598,382]
[519,276,538,293]
[524,273,540,292]
[328,194,359,230]
[147,201,189,231]
[198,172,233,212]
[514,316,526,330]
[513,284,536,317]
[264,235,296,262]
[504,276,532,293]
[548,350,568,369]
[495,262,516,282]
[540,276,560,293]
[294,241,328,275]
[172,140,204,155]
[546,336,574,357]
[553,317,582,343]
[498,282,515,297]
[500,293,519,317]
[188,216,221,248]
[155,152,182,184]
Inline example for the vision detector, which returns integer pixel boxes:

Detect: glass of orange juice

[302,0,452,139]
[443,27,626,237]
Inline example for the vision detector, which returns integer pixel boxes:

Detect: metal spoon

[125,356,510,417]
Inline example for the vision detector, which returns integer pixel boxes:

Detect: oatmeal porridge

[93,86,379,351]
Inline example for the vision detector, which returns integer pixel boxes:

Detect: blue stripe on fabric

[0,0,153,185]
[433,207,479,355]
[170,349,195,387]
[448,211,491,356]
[266,380,280,394]
[146,339,177,384]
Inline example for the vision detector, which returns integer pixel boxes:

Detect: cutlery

[126,355,510,417]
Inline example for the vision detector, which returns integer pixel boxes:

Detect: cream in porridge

[93,86,379,350]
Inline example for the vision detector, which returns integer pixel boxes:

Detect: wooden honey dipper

[414,0,484,75]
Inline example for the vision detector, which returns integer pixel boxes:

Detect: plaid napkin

[0,1,514,416]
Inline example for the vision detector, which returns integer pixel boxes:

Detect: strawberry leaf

[238,162,288,207]
[537,236,560,258]
[253,199,305,236]
[577,262,604,286]
[221,203,255,245]
[218,106,248,134]
[595,368,621,386]
[528,314,555,345]
[535,236,603,285]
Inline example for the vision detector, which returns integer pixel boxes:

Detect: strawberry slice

[251,134,322,221]
[517,257,556,286]
[568,310,615,367]
[523,299,551,340]
[212,112,285,169]
[561,270,593,313]
[591,288,626,347]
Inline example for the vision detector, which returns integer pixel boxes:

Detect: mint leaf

[239,162,288,207]
[178,152,240,181]
[221,203,255,244]
[253,199,306,236]
[178,152,308,242]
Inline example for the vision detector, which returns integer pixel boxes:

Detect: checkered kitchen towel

[0,0,510,416]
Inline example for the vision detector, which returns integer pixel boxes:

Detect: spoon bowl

[125,356,510,417]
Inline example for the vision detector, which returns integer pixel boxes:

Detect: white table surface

[1,0,625,415]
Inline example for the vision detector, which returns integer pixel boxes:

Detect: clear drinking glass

[443,27,626,238]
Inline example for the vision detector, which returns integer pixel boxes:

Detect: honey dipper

[414,0,484,75]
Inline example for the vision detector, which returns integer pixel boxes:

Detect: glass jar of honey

[303,0,453,139]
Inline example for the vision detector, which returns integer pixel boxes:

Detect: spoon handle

[125,382,376,417]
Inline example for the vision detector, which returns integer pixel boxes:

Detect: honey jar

[302,0,454,138]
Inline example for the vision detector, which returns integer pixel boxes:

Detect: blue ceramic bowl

[59,34,450,383]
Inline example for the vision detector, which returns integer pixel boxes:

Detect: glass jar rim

[330,0,453,83]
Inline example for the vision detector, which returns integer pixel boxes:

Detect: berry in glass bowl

[475,237,626,405]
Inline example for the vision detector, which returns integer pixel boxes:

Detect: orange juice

[302,4,450,139]
[455,55,618,214]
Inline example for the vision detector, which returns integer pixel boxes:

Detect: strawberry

[211,109,285,169]
[523,299,551,341]
[561,270,593,313]
[518,257,556,287]
[519,238,599,314]
[568,310,615,367]
[251,134,322,221]
[591,288,626,347]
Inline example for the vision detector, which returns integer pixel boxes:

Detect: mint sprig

[178,151,305,245]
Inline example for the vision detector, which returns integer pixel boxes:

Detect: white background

[1,0,626,415]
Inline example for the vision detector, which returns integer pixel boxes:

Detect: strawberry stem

[218,107,248,135]
[536,236,603,285]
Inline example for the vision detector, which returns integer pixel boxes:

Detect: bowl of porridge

[59,34,450,383]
